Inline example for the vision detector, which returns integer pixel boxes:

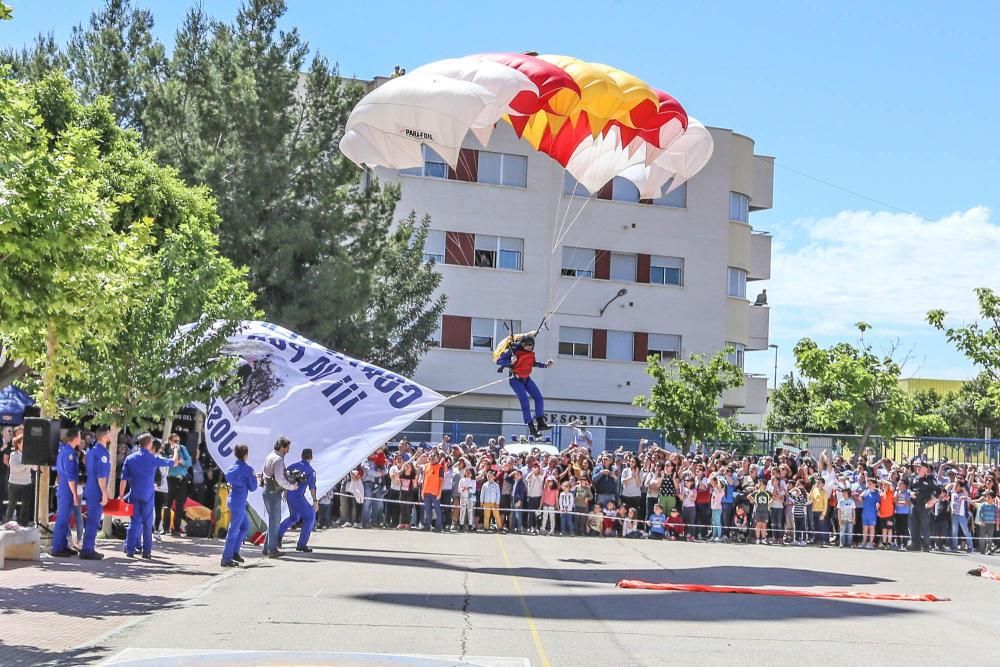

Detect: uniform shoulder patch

[102,456,109,464]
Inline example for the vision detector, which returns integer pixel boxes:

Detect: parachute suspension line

[551,194,593,254]
[441,376,509,402]
[547,247,601,317]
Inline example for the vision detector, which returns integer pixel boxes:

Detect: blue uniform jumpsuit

[81,444,111,555]
[222,459,258,564]
[277,460,317,549]
[121,449,174,557]
[52,442,80,554]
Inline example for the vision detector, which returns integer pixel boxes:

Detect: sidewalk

[0,535,232,666]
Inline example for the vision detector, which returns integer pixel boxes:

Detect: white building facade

[373,120,773,451]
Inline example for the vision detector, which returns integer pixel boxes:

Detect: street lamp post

[768,344,779,389]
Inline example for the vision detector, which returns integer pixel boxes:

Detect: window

[610,253,636,282]
[472,234,523,270]
[648,334,681,361]
[726,342,745,369]
[558,327,592,358]
[606,330,633,361]
[727,266,747,298]
[400,145,449,179]
[477,151,527,187]
[729,191,750,223]
[427,317,442,347]
[563,173,589,197]
[650,256,684,286]
[651,180,687,208]
[471,318,521,353]
[561,247,595,278]
[611,176,640,202]
[423,230,445,263]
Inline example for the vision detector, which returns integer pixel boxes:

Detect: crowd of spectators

[321,424,1000,556]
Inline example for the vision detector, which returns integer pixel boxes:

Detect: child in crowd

[790,482,809,546]
[623,507,642,538]
[558,482,575,536]
[860,477,880,549]
[894,479,911,548]
[587,504,603,536]
[458,467,477,532]
[317,488,335,529]
[510,469,527,533]
[709,474,725,542]
[680,476,698,541]
[975,491,998,555]
[931,488,951,551]
[878,479,895,549]
[647,504,667,540]
[732,504,749,543]
[749,479,771,545]
[837,487,856,548]
[950,481,973,553]
[573,477,593,535]
[540,478,559,535]
[665,507,686,540]
[602,501,618,537]
[481,470,501,531]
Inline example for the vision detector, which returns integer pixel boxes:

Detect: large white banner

[200,321,444,515]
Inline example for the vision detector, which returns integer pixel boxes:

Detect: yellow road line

[495,534,551,667]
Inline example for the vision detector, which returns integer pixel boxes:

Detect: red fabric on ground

[616,579,949,602]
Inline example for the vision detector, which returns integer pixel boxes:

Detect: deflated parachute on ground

[340,53,713,196]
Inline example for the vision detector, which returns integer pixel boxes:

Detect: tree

[765,372,815,432]
[65,0,165,132]
[933,374,1000,439]
[0,32,68,79]
[634,348,744,453]
[793,323,922,449]
[927,287,1000,408]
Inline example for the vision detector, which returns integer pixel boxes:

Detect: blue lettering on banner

[389,384,422,408]
[288,342,305,364]
[321,375,368,415]
[206,403,238,457]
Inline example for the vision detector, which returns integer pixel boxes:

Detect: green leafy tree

[934,374,1000,439]
[927,287,1000,408]
[634,348,744,453]
[793,323,924,448]
[0,32,68,79]
[765,372,815,432]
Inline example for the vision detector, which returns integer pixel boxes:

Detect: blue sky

[5,1,999,382]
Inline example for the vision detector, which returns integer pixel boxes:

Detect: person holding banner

[277,448,318,552]
[222,444,257,567]
[261,437,298,558]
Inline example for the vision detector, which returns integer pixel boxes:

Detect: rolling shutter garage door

[397,410,432,444]
[443,406,503,444]
[605,416,664,453]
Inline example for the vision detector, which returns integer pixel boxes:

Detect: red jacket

[511,349,537,379]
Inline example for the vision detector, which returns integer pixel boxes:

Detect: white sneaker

[342,522,352,528]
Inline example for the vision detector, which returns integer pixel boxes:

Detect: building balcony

[747,305,769,351]
[721,373,768,413]
[749,231,771,281]
[751,155,774,211]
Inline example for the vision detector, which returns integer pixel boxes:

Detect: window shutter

[441,315,472,349]
[592,329,607,359]
[594,250,611,280]
[455,148,478,182]
[596,180,613,200]
[633,332,649,362]
[445,231,475,266]
[636,254,651,283]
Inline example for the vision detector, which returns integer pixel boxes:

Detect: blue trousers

[53,490,74,552]
[223,501,249,563]
[510,377,543,424]
[278,494,316,549]
[82,493,103,554]
[422,493,444,530]
[262,489,283,555]
[125,497,154,556]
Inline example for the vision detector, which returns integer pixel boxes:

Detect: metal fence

[396,418,1000,466]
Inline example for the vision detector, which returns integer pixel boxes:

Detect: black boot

[527,420,540,438]
[535,416,550,431]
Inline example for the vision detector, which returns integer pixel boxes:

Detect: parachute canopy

[341,53,713,197]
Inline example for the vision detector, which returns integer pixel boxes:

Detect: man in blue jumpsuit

[277,448,318,553]
[119,433,179,559]
[51,428,83,557]
[222,443,258,567]
[79,428,112,560]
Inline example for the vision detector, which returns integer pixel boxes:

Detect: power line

[760,157,1000,247]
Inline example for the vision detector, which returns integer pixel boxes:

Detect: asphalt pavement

[81,526,1000,666]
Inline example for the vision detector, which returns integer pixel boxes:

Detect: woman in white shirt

[5,434,35,526]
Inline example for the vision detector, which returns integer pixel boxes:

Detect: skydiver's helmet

[519,336,536,350]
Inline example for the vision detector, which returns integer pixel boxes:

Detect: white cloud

[766,206,1000,340]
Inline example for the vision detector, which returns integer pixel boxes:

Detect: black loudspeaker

[23,405,41,419]
[22,417,60,466]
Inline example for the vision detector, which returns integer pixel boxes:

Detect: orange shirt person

[420,450,447,531]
